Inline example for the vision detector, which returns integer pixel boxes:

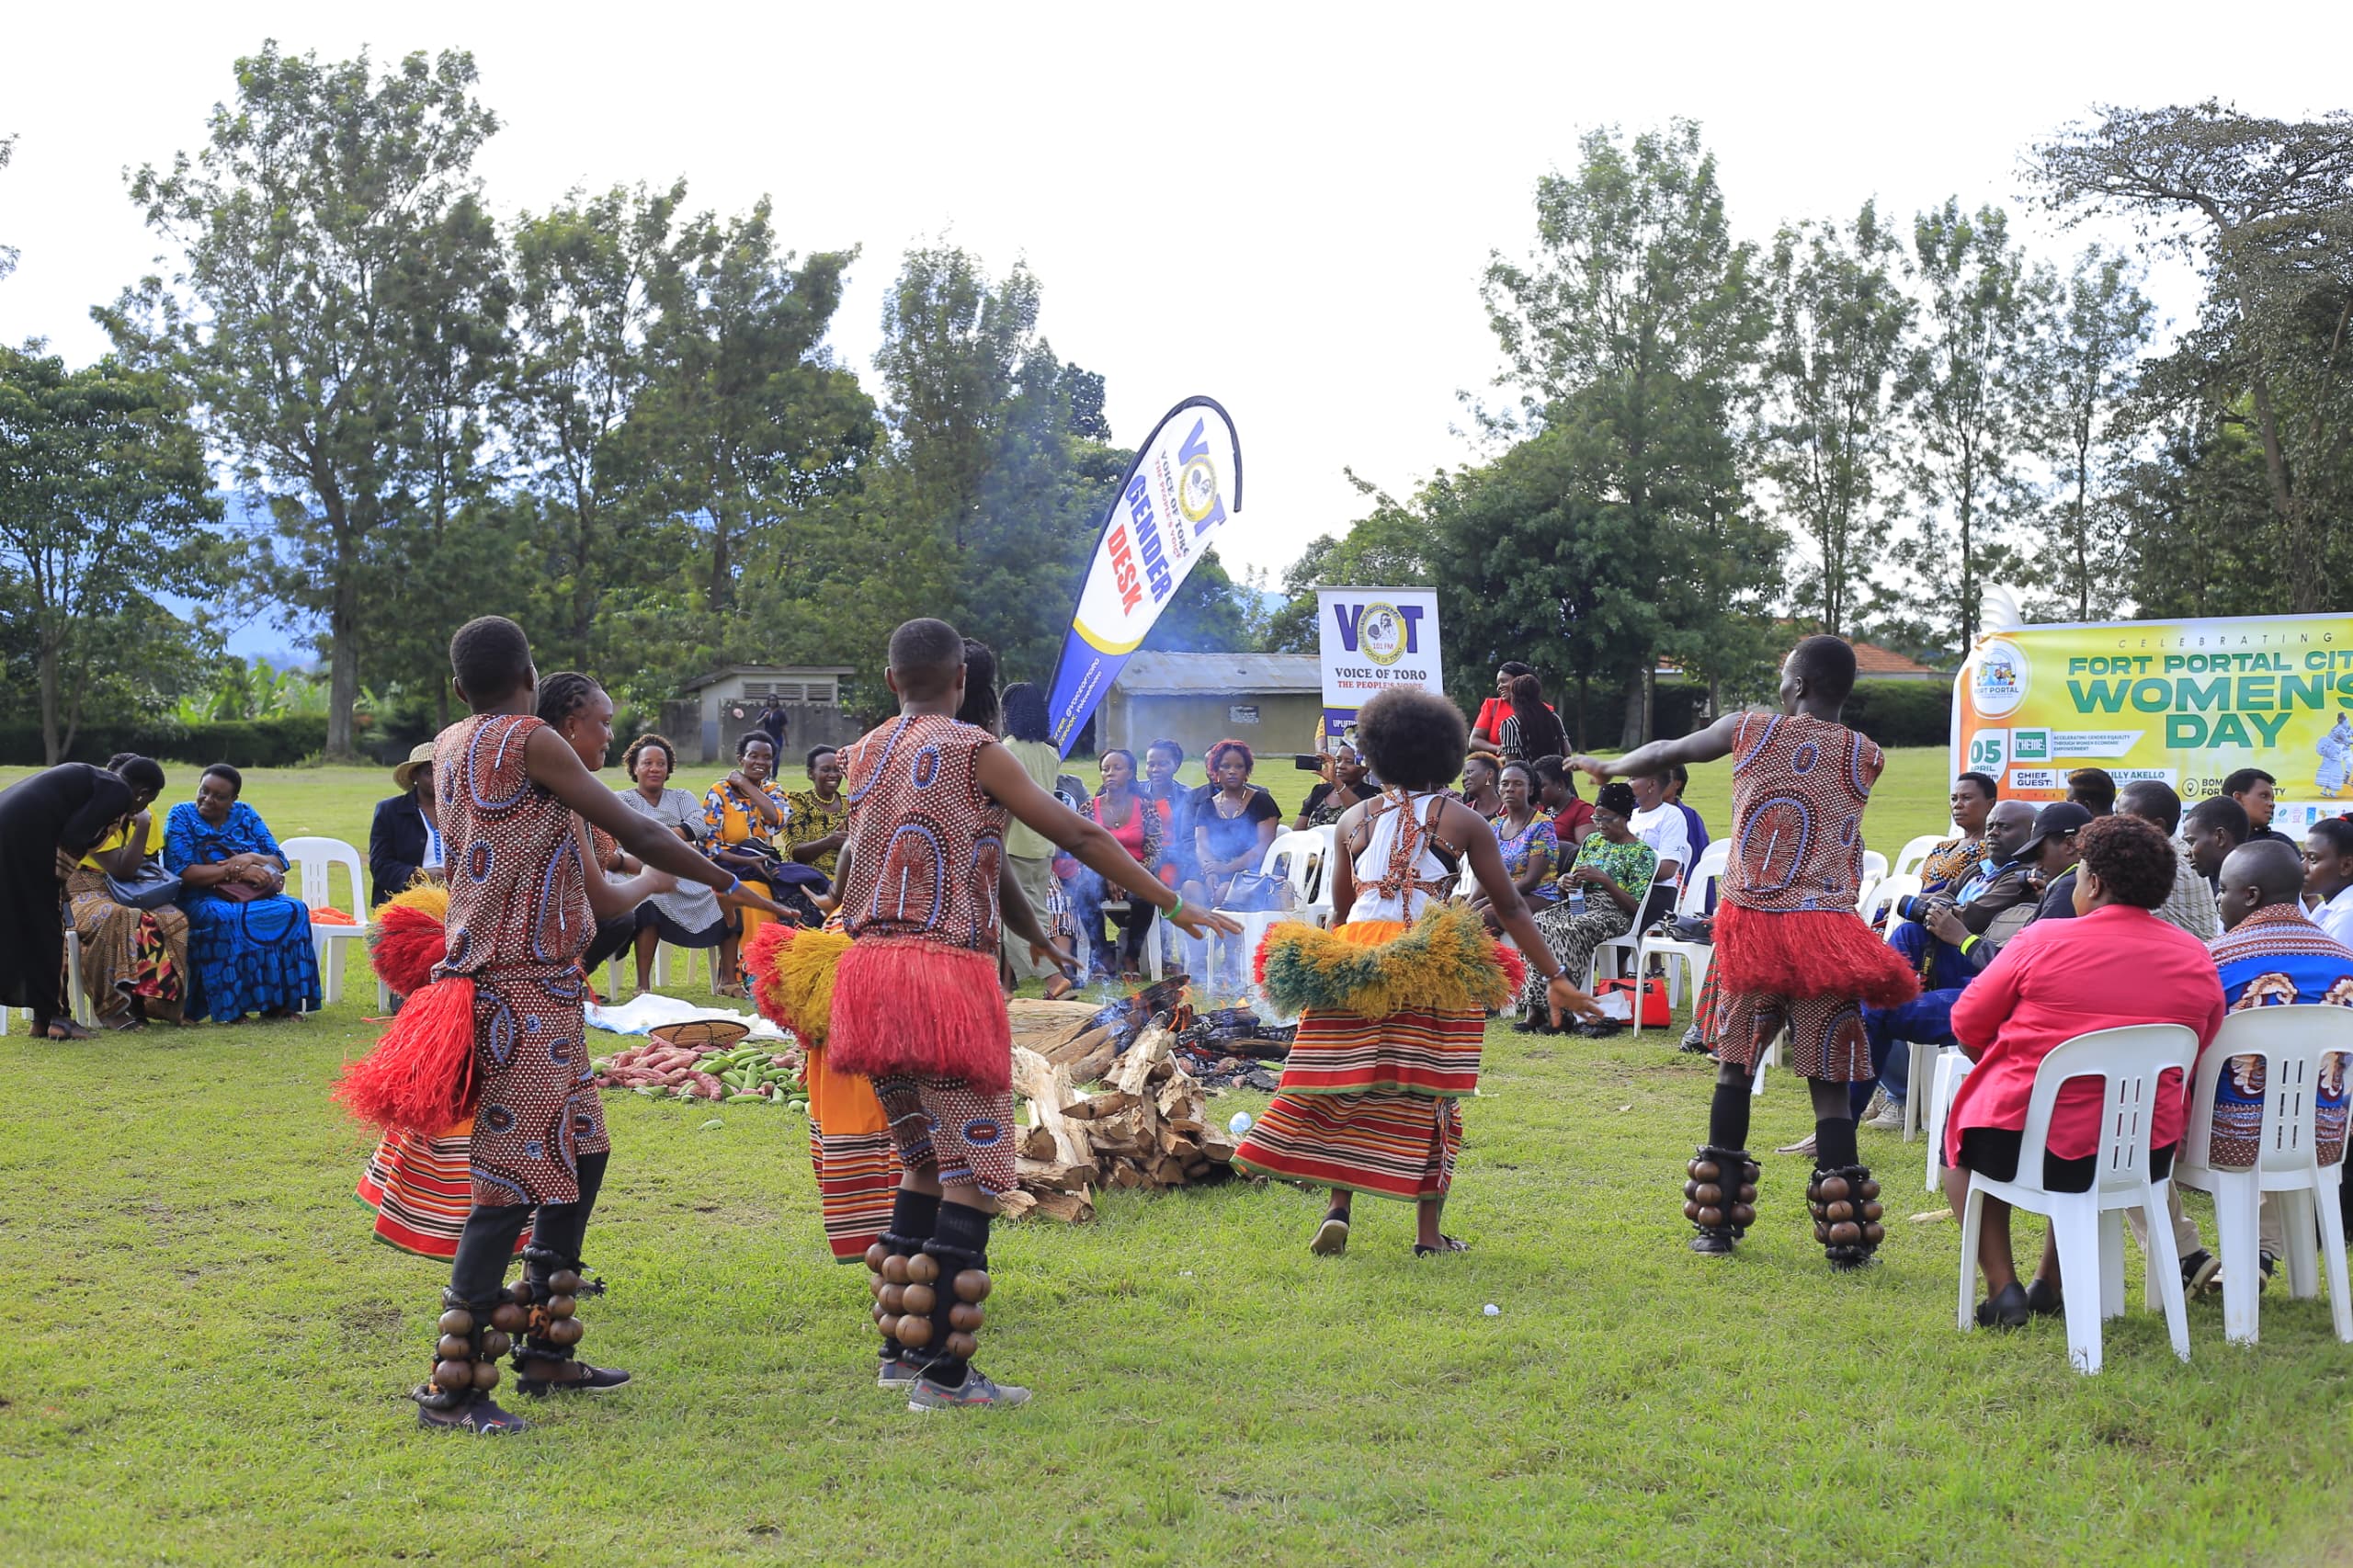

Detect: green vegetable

[724,1093,764,1103]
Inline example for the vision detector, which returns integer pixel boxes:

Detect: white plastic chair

[1893,834,1947,880]
[2173,1007,2353,1345]
[1865,874,1921,942]
[278,836,366,1007]
[1861,849,1889,884]
[1926,1047,1974,1191]
[2,931,94,1032]
[1631,840,1730,1039]
[1751,1029,1781,1098]
[1211,829,1336,981]
[1955,1023,2200,1374]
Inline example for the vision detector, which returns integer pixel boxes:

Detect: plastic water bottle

[1229,1111,1254,1136]
[1567,885,1587,918]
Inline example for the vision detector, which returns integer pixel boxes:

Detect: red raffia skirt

[1233,919,1495,1204]
[1703,903,1919,1081]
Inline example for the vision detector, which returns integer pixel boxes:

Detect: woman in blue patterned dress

[165,765,323,1022]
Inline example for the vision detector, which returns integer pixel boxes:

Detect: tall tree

[1756,200,1913,636]
[1481,122,1768,743]
[637,200,874,621]
[121,43,500,757]
[1895,200,2053,656]
[0,134,17,282]
[2030,103,2353,614]
[2035,246,2154,621]
[508,180,683,669]
[0,347,222,761]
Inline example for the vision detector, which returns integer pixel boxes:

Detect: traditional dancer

[819,618,1236,1412]
[1573,635,1918,1268]
[338,621,784,1433]
[1234,688,1596,1256]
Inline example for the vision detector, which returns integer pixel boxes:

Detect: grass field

[2,746,2344,1565]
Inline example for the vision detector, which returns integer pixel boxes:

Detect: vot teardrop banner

[1044,396,1244,756]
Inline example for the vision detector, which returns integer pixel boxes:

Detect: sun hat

[392,742,437,792]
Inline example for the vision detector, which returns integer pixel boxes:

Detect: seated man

[2140,841,2353,1291]
[1854,803,2081,1128]
[2116,778,2218,939]
[2226,767,2294,847]
[2184,795,2250,892]
[1888,799,2041,992]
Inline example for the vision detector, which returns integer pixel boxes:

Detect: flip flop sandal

[1413,1235,1470,1256]
[1310,1210,1350,1256]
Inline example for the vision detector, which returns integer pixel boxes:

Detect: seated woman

[702,732,821,995]
[612,731,731,994]
[1185,738,1281,912]
[1458,754,1504,821]
[1294,744,1370,830]
[1942,814,2226,1326]
[782,745,850,881]
[69,756,192,1029]
[1068,749,1165,983]
[165,764,324,1023]
[1494,673,1569,763]
[1532,754,1596,847]
[1515,782,1655,1033]
[368,743,444,907]
[1470,760,1557,933]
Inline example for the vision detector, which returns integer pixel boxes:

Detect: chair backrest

[1862,873,1919,938]
[2014,1024,2201,1194]
[1261,828,1330,907]
[2187,1006,2353,1175]
[1860,848,1890,883]
[1673,838,1733,920]
[278,835,365,915]
[1893,834,1946,880]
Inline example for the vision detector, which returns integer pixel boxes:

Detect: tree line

[1267,108,2353,746]
[4,54,2347,764]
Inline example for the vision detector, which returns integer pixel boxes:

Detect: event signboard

[1314,586,1444,751]
[1950,612,2353,835]
[1043,397,1244,756]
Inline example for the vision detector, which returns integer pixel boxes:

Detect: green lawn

[3,747,2343,1564]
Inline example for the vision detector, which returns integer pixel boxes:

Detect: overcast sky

[4,2,2344,612]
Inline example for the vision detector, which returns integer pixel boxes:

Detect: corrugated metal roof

[1113,651,1322,695]
[681,663,858,693]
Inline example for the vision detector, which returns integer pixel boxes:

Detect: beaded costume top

[432,714,594,976]
[1722,711,1882,915]
[1345,790,1462,925]
[836,713,1009,953]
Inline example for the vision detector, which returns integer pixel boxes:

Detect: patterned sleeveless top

[1345,790,1463,925]
[1724,711,1883,915]
[433,714,595,976]
[836,713,1009,953]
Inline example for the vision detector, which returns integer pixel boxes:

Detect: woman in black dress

[0,757,165,1040]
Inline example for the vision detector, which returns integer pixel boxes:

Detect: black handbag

[105,862,183,911]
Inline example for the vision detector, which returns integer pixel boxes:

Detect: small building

[1097,652,1324,764]
[675,665,860,764]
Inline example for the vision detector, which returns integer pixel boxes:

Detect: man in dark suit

[369,743,445,907]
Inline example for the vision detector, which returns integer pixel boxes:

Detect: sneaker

[876,1356,925,1390]
[415,1391,529,1435]
[1863,1096,1905,1132]
[908,1368,1030,1412]
[1310,1213,1350,1256]
[1677,1026,1711,1055]
[2180,1248,2221,1298]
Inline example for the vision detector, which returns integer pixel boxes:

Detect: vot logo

[1175,418,1227,532]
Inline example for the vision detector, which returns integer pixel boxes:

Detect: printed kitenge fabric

[1705,711,1916,1075]
[2209,903,2353,1168]
[66,867,188,1025]
[1493,813,1560,906]
[782,788,849,880]
[870,1074,1017,1197]
[433,714,604,1207]
[1234,919,1485,1202]
[162,801,323,1022]
[353,1119,522,1261]
[1918,835,1982,892]
[835,713,1009,952]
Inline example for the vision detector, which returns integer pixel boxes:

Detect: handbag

[105,862,183,911]
[1592,975,1672,1028]
[1221,871,1287,913]
[212,878,267,903]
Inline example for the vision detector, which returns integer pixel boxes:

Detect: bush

[1843,679,1952,749]
[0,716,331,768]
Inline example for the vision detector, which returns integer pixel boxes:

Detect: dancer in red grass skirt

[1236,688,1596,1257]
[334,626,781,1434]
[1573,635,1918,1269]
[818,618,1237,1413]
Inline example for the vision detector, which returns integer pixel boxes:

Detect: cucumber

[724,1092,764,1103]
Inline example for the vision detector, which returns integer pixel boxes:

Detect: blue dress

[165,801,324,1022]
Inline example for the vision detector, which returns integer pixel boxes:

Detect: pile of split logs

[999,997,1240,1224]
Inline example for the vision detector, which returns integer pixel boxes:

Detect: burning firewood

[1004,1020,1236,1222]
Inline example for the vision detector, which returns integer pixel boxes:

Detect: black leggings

[447,1151,609,1309]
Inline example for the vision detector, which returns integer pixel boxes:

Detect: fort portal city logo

[1972,637,2029,719]
[1357,604,1409,666]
